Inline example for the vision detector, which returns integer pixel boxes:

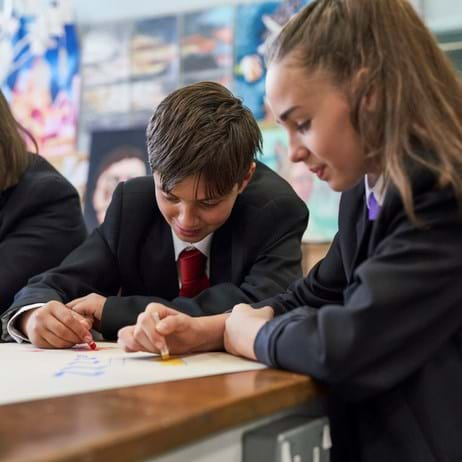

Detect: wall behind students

[70,0,462,30]
[0,0,460,244]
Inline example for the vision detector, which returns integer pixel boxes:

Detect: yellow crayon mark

[152,357,185,366]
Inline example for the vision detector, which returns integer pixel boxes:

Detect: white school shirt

[364,174,386,209]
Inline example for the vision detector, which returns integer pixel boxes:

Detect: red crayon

[89,341,97,350]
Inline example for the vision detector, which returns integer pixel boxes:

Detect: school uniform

[0,153,87,315]
[253,163,462,462]
[1,161,308,341]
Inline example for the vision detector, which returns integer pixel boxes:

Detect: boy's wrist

[193,313,228,352]
[18,310,35,337]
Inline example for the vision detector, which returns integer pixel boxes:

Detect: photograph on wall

[260,126,340,242]
[129,16,179,117]
[130,16,179,80]
[80,22,131,86]
[180,6,234,81]
[84,128,150,230]
[234,0,310,123]
[79,22,132,128]
[1,11,80,168]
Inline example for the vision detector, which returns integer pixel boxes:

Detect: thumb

[155,313,190,335]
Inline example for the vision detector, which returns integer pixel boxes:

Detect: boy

[1,81,308,348]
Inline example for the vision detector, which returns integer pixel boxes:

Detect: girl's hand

[224,304,274,360]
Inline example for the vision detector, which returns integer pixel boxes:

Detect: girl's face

[266,57,367,192]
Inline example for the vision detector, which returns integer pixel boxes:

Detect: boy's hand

[224,304,274,360]
[118,303,227,355]
[67,293,106,330]
[19,301,93,349]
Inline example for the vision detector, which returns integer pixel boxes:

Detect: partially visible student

[118,2,462,461]
[0,89,87,317]
[1,81,308,348]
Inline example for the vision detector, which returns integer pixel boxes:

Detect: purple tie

[368,192,380,220]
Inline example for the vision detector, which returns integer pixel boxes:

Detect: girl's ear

[238,162,256,194]
[352,68,377,112]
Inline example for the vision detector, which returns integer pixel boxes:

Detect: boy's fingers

[155,313,189,335]
[137,312,160,342]
[133,323,158,353]
[51,306,92,342]
[40,328,76,349]
[118,326,147,352]
[145,303,177,319]
[45,317,81,345]
[66,298,82,308]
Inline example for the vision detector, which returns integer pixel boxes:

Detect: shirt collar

[364,174,385,207]
[171,230,213,261]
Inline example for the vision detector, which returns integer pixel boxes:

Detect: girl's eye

[165,195,179,203]
[296,120,311,133]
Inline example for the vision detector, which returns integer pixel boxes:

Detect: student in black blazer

[1,82,307,347]
[120,2,462,461]
[0,90,87,314]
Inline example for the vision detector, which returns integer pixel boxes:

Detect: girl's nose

[288,137,310,163]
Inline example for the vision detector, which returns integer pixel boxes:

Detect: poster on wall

[80,16,179,129]
[234,0,310,124]
[80,22,132,128]
[180,6,234,86]
[84,128,149,230]
[130,16,179,116]
[1,2,81,183]
[260,126,340,242]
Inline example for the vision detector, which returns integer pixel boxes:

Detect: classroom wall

[70,0,462,31]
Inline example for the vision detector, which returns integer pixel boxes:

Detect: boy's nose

[178,205,197,227]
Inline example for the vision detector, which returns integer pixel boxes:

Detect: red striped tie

[178,248,210,297]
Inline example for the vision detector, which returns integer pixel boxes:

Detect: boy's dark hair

[146,81,262,198]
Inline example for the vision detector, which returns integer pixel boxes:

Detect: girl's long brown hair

[0,90,37,191]
[268,0,462,222]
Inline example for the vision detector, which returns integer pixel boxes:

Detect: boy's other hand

[224,304,274,360]
[118,303,226,355]
[19,301,93,349]
[67,293,106,330]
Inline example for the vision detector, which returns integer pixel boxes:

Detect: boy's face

[154,165,254,243]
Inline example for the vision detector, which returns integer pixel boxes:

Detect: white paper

[0,342,266,405]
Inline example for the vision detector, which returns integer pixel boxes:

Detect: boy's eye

[200,201,221,208]
[296,120,311,133]
[165,195,179,203]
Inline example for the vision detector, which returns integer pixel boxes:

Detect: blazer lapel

[347,195,373,283]
[209,221,232,285]
[139,220,179,298]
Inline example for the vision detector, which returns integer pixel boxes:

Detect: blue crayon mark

[54,355,111,378]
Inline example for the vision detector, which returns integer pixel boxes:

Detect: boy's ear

[237,162,256,194]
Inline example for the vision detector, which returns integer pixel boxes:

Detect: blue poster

[2,11,80,168]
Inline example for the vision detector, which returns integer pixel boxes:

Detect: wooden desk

[0,368,321,462]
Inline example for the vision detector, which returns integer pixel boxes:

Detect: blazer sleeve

[100,193,309,340]
[254,193,462,402]
[0,174,86,315]
[0,184,124,335]
[252,231,346,314]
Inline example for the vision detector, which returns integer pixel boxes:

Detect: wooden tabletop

[0,368,321,462]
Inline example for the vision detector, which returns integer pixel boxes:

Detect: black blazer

[3,162,308,340]
[0,154,87,314]
[254,167,462,462]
